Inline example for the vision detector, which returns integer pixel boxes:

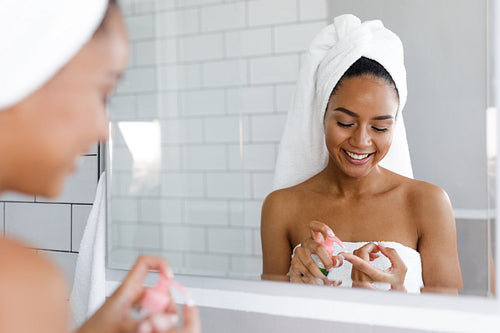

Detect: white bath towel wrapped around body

[274,14,413,190]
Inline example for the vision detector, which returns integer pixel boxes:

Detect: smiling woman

[261,15,463,293]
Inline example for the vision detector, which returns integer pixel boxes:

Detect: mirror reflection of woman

[0,1,200,332]
[261,15,463,293]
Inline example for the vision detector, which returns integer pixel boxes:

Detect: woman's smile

[342,148,374,165]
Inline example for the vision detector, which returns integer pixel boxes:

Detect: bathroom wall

[108,0,329,279]
[0,148,100,288]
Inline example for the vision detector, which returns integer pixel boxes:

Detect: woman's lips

[342,149,373,165]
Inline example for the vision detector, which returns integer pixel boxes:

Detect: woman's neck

[319,160,388,198]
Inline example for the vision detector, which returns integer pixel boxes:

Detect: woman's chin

[41,182,65,198]
[31,178,65,199]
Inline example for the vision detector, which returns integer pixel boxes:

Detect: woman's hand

[289,221,343,285]
[342,242,407,291]
[76,255,200,333]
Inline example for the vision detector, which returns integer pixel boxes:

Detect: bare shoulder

[0,238,69,333]
[261,185,306,227]
[401,177,454,234]
[404,178,452,211]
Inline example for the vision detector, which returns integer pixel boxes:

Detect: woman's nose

[350,126,371,147]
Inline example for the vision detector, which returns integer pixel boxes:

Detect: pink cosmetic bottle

[140,275,171,315]
[132,275,192,320]
[311,232,345,276]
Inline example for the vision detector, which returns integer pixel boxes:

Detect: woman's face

[0,5,129,197]
[323,75,399,179]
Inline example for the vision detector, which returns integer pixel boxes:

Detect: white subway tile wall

[6,203,72,251]
[107,0,328,279]
[72,205,93,252]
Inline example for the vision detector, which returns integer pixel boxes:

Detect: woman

[261,15,463,293]
[0,1,200,332]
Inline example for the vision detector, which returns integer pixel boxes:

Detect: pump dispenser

[312,231,345,276]
[140,275,171,314]
[132,274,192,320]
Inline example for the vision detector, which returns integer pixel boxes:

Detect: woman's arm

[262,192,341,284]
[261,190,294,281]
[414,184,463,293]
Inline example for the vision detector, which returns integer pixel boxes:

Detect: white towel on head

[70,172,107,327]
[274,14,412,190]
[0,0,108,110]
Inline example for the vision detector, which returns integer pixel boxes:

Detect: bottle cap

[322,234,345,257]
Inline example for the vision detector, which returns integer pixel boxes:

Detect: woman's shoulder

[0,238,68,333]
[262,181,315,211]
[400,177,450,206]
[384,170,452,215]
[383,169,448,200]
[0,237,68,295]
[261,184,312,229]
[262,187,300,215]
[393,175,454,228]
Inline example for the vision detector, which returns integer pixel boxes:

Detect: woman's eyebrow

[372,115,394,120]
[334,107,394,121]
[334,107,358,117]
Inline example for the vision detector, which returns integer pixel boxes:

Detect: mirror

[107,0,494,297]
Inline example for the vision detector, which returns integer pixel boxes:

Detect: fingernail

[166,267,174,279]
[327,229,335,237]
[185,298,196,307]
[152,314,179,331]
[138,321,153,333]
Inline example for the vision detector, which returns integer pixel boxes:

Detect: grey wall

[456,218,489,296]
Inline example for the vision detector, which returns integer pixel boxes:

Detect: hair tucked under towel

[331,56,398,102]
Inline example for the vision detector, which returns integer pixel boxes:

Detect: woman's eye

[337,122,353,128]
[372,126,388,132]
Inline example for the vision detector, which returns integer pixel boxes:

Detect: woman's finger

[342,252,388,282]
[352,281,377,290]
[309,221,335,241]
[117,256,173,302]
[295,246,330,280]
[178,304,201,333]
[123,256,172,288]
[353,243,379,261]
[331,254,343,268]
[149,313,179,332]
[301,239,333,271]
[378,243,406,272]
[289,257,307,283]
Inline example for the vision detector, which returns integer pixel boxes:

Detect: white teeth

[345,151,369,160]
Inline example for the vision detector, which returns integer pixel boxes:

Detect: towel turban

[0,0,108,110]
[274,14,413,190]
